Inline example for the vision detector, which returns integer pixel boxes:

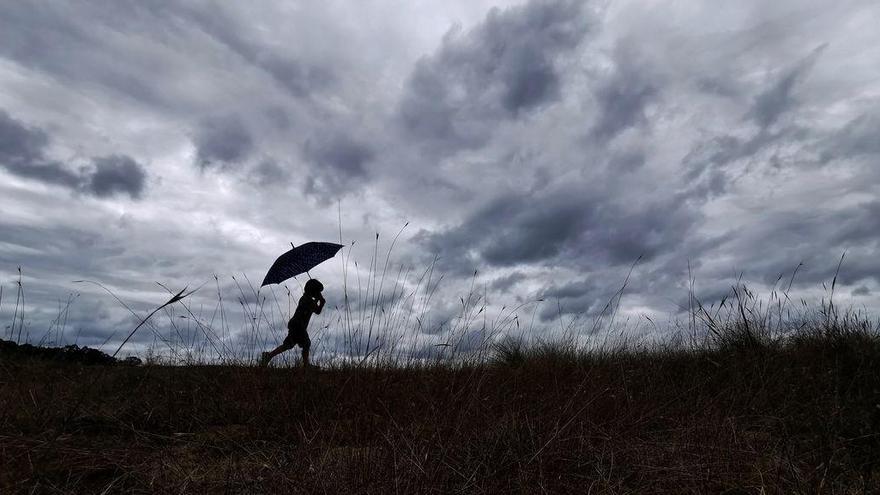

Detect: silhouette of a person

[260,278,325,367]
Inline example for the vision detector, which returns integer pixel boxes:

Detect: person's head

[304,278,323,296]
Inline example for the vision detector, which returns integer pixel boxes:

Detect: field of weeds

[3,254,879,493]
[2,316,879,493]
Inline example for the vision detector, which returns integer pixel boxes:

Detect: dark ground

[1,329,879,494]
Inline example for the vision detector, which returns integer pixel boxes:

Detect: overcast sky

[2,0,879,358]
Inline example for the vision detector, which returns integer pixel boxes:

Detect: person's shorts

[283,325,311,350]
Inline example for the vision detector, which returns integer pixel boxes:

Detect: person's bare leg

[261,343,291,366]
[301,348,310,367]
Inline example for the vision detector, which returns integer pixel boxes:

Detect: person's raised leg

[261,342,291,367]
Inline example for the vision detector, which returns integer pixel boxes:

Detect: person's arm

[313,294,325,315]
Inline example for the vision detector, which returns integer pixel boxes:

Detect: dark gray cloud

[194,115,255,169]
[0,109,50,165]
[853,286,870,296]
[682,131,777,198]
[419,187,698,274]
[0,110,146,199]
[303,131,374,197]
[681,46,830,200]
[648,199,880,310]
[0,2,331,111]
[0,3,176,109]
[2,159,82,190]
[820,112,880,163]
[590,43,661,140]
[398,0,591,154]
[0,222,127,289]
[87,155,147,199]
[537,278,613,321]
[0,110,80,188]
[749,43,827,129]
[608,149,646,173]
[251,159,290,187]
[418,191,591,273]
[490,271,528,291]
[169,3,335,99]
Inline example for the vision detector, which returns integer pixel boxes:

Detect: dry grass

[3,250,878,493]
[2,314,878,494]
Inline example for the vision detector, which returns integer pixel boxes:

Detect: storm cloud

[420,186,698,275]
[590,43,661,140]
[398,0,592,153]
[87,155,147,199]
[0,110,147,199]
[749,43,828,129]
[820,112,880,163]
[303,131,374,197]
[194,115,255,169]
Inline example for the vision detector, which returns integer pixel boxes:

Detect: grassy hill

[2,311,878,494]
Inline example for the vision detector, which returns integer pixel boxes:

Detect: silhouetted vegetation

[2,300,878,493]
[3,248,877,492]
[0,339,141,366]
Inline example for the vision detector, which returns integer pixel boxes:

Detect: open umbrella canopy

[260,242,344,287]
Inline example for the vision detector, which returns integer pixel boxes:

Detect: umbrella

[260,241,344,287]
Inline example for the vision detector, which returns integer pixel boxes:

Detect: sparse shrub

[491,337,527,367]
